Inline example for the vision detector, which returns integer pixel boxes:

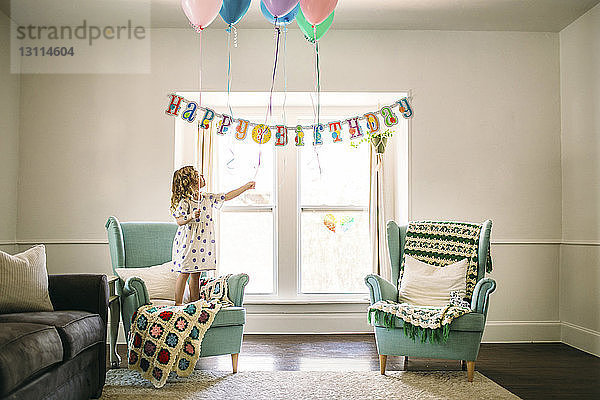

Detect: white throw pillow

[398,256,468,307]
[116,262,179,301]
[0,245,54,313]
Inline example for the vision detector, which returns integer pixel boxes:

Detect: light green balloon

[296,9,334,42]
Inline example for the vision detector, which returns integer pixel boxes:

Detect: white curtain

[369,149,391,280]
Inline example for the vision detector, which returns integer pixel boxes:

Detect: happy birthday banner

[165,94,413,146]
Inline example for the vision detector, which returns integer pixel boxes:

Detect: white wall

[16,28,562,339]
[0,10,19,254]
[559,3,600,355]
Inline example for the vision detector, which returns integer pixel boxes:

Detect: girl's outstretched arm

[225,181,255,201]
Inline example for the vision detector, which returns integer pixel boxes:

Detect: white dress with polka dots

[171,193,226,273]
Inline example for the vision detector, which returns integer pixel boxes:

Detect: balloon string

[314,25,320,127]
[198,30,203,174]
[253,150,262,180]
[312,25,322,178]
[226,25,234,119]
[266,24,281,123]
[282,27,288,126]
[256,21,281,181]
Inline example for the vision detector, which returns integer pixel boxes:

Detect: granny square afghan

[128,299,221,388]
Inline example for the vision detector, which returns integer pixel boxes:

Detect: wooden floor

[112,334,600,399]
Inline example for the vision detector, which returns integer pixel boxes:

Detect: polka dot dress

[171,193,225,273]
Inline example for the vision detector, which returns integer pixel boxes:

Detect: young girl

[170,165,255,305]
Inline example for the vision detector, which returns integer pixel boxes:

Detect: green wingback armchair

[365,220,496,381]
[105,216,249,373]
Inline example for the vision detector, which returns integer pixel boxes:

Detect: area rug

[101,369,520,399]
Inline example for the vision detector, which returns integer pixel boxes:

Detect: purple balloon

[262,0,299,17]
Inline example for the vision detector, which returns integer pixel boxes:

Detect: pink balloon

[262,0,300,18]
[181,0,224,31]
[300,0,338,25]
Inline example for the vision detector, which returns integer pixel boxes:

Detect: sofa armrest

[364,274,398,304]
[48,274,109,326]
[122,277,150,307]
[471,277,497,315]
[227,273,249,307]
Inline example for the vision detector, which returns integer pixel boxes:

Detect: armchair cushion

[398,256,468,307]
[116,262,177,301]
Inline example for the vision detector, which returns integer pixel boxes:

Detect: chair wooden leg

[379,355,387,375]
[231,353,239,374]
[403,356,408,370]
[466,361,475,382]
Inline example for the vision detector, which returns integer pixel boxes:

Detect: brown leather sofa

[0,274,108,400]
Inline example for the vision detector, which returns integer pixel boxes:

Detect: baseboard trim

[561,321,600,356]
[109,317,568,345]
[482,320,561,342]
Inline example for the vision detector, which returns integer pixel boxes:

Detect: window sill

[244,297,370,305]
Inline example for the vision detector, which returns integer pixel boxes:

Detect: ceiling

[2,0,599,32]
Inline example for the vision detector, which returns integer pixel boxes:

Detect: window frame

[175,91,409,303]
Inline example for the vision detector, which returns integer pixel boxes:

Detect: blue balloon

[220,0,252,26]
[260,1,299,25]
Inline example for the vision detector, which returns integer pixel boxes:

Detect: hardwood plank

[110,335,600,399]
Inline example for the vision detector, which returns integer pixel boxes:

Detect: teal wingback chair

[365,220,496,382]
[105,216,249,373]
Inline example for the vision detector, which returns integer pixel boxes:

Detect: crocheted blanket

[127,299,222,388]
[369,221,492,343]
[369,300,471,343]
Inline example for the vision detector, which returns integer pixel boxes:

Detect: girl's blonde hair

[170,166,199,212]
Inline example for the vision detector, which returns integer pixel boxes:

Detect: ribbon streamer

[226,25,234,119]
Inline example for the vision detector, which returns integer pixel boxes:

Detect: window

[174,92,408,300]
[299,122,371,294]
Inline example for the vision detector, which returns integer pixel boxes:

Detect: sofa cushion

[0,245,54,313]
[0,322,63,397]
[0,311,104,360]
[375,312,485,332]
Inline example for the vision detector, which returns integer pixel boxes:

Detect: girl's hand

[194,209,201,218]
[247,181,256,190]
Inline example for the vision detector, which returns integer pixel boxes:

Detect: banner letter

[199,109,215,129]
[275,126,288,146]
[380,106,398,127]
[347,117,363,139]
[364,113,380,134]
[217,115,232,135]
[165,94,184,116]
[313,124,324,146]
[329,121,342,143]
[295,125,305,146]
[397,97,413,118]
[235,119,249,140]
[181,101,197,122]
